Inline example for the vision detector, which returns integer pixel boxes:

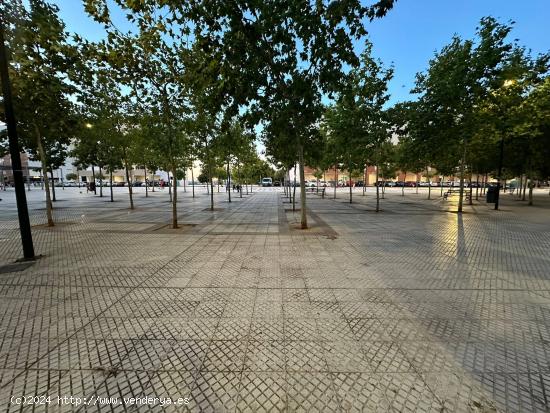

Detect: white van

[261,178,273,187]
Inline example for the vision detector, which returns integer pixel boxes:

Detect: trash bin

[486,186,497,203]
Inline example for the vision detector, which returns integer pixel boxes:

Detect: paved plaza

[1,186,550,412]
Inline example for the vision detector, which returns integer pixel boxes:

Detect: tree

[324,43,393,206]
[2,0,78,226]
[411,17,544,212]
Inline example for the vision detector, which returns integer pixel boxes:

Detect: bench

[308,186,326,198]
[443,189,471,201]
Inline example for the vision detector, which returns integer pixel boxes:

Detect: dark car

[273,181,281,186]
[395,181,405,187]
[355,181,364,187]
[404,181,416,187]
[132,181,143,187]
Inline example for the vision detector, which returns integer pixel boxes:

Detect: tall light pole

[0,21,35,259]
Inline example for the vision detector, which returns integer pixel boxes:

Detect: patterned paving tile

[1,189,550,412]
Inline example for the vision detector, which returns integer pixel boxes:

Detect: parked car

[318,181,329,187]
[114,182,126,187]
[306,181,316,188]
[404,181,416,187]
[418,181,430,187]
[273,181,281,187]
[355,181,364,187]
[395,181,405,187]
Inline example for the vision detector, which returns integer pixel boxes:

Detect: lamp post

[0,22,35,259]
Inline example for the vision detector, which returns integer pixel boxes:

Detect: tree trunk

[227,159,231,203]
[528,177,534,206]
[426,167,432,199]
[208,159,214,211]
[333,166,337,199]
[168,171,172,202]
[457,142,467,213]
[191,167,195,198]
[172,164,178,228]
[363,164,367,196]
[144,166,148,197]
[99,167,103,197]
[440,176,444,197]
[375,165,380,212]
[35,127,54,226]
[210,174,214,211]
[522,175,527,201]
[298,145,307,229]
[183,171,187,193]
[292,163,297,212]
[348,157,352,204]
[91,165,96,194]
[152,172,155,192]
[110,171,114,202]
[49,169,56,202]
[124,157,134,209]
[237,158,242,199]
[468,173,473,205]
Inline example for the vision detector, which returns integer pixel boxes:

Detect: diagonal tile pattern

[1,186,550,411]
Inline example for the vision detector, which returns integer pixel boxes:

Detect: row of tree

[1,0,398,229]
[316,17,549,211]
[2,1,548,231]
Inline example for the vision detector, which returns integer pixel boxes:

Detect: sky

[51,0,550,107]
